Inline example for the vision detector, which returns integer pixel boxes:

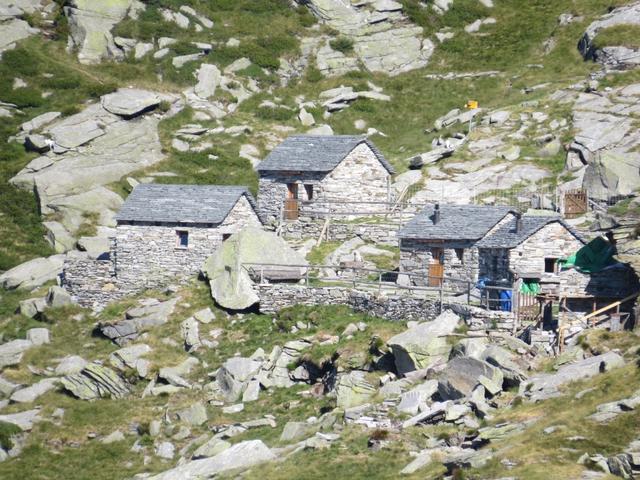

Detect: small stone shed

[398,204,517,287]
[114,184,262,288]
[256,135,395,222]
[476,215,586,283]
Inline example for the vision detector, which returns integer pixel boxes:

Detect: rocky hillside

[1,0,640,479]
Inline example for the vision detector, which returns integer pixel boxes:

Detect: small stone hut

[114,184,263,288]
[398,204,517,287]
[256,135,395,223]
[476,215,586,283]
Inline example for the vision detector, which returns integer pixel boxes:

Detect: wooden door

[564,189,587,218]
[428,247,444,287]
[284,183,299,220]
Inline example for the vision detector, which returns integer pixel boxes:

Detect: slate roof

[398,204,516,241]
[115,184,260,225]
[256,135,395,174]
[476,215,587,249]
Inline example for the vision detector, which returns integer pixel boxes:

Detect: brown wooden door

[564,189,587,218]
[284,184,299,220]
[428,247,444,287]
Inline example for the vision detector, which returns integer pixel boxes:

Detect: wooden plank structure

[563,188,588,218]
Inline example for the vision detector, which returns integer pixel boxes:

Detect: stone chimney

[433,203,441,224]
[515,212,523,233]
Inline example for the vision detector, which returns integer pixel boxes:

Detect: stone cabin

[398,204,517,287]
[256,135,396,223]
[113,184,262,289]
[475,215,586,284]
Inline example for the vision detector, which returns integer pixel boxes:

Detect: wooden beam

[582,292,640,322]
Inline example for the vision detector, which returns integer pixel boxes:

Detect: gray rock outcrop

[149,440,276,480]
[61,364,130,400]
[0,255,65,290]
[64,0,136,64]
[387,310,460,375]
[579,2,640,70]
[11,90,171,215]
[520,352,625,401]
[297,0,434,76]
[437,356,504,400]
[99,298,178,346]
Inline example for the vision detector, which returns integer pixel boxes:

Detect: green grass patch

[592,24,640,50]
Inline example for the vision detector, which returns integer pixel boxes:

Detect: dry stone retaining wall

[280,218,400,246]
[256,283,514,331]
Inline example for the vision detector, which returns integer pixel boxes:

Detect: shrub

[4,88,45,108]
[306,64,323,83]
[256,105,296,121]
[0,421,22,450]
[330,36,354,54]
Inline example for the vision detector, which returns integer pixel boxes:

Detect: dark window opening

[455,248,464,263]
[544,258,557,273]
[222,233,232,242]
[176,230,189,248]
[304,184,314,200]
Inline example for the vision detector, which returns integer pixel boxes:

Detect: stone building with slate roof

[398,204,517,287]
[113,184,262,288]
[256,135,395,222]
[475,215,586,283]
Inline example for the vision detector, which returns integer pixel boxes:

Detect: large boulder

[149,440,276,480]
[480,345,528,387]
[101,89,161,118]
[0,18,39,54]
[216,357,263,402]
[387,310,460,375]
[437,356,504,400]
[64,0,135,64]
[203,227,307,310]
[335,370,377,408]
[61,363,130,400]
[99,298,178,346]
[0,339,34,369]
[0,255,65,290]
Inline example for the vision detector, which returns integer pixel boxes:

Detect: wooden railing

[241,262,517,314]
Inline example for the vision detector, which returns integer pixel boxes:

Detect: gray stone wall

[63,249,133,309]
[400,239,479,289]
[256,283,514,332]
[318,143,391,209]
[508,222,584,275]
[280,217,401,246]
[478,248,511,281]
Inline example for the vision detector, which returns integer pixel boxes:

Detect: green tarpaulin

[520,281,541,295]
[559,236,617,274]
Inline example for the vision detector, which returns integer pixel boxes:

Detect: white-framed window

[176,230,189,249]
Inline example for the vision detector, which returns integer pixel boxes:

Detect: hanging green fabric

[520,281,540,295]
[558,237,616,274]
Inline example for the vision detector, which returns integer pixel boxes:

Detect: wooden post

[378,272,382,295]
[305,267,309,286]
[439,281,444,314]
[260,266,264,284]
[467,281,471,305]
